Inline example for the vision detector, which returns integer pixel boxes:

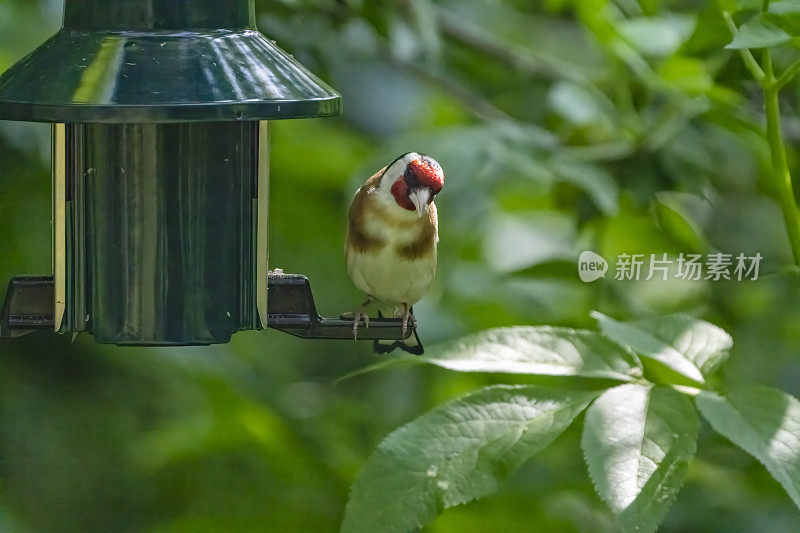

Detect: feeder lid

[0,0,340,123]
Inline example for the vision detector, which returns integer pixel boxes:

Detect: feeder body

[58,122,263,345]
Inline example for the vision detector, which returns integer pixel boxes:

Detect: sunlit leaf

[419,326,642,380]
[593,313,732,383]
[697,386,800,512]
[583,384,699,533]
[342,385,599,533]
[339,326,642,381]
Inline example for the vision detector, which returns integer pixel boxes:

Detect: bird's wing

[364,166,387,191]
[346,167,389,254]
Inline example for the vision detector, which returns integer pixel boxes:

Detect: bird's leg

[400,303,414,338]
[352,295,375,341]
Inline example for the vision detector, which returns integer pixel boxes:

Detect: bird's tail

[373,309,424,355]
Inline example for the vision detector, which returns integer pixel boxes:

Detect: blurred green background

[2,0,800,530]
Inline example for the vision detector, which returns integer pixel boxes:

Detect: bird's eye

[404,167,419,188]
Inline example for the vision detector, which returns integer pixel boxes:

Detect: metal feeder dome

[0,0,415,347]
[0,0,339,123]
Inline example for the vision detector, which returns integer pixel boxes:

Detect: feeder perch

[0,0,415,346]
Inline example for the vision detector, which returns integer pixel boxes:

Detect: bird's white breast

[346,207,437,314]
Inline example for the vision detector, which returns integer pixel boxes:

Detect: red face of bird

[381,153,444,218]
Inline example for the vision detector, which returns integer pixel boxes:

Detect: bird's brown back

[347,167,387,253]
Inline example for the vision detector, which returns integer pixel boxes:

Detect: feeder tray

[0,273,415,344]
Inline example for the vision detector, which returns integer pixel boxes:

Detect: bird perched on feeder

[345,152,444,354]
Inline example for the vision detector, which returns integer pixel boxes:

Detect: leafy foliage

[345,314,800,532]
[342,385,598,533]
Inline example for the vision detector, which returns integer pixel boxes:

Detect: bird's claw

[352,311,371,341]
[353,311,360,341]
[352,297,375,341]
[400,304,415,339]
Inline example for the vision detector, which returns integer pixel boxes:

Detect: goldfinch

[345,152,444,354]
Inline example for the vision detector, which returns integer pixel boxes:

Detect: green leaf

[423,327,642,380]
[593,313,732,384]
[683,4,738,54]
[548,81,614,127]
[343,327,642,381]
[582,384,700,533]
[766,1,800,35]
[768,0,800,23]
[483,212,576,273]
[727,14,791,49]
[551,158,620,215]
[618,15,696,57]
[653,192,711,253]
[656,56,715,96]
[696,386,800,511]
[715,0,763,13]
[342,385,599,533]
[769,0,800,15]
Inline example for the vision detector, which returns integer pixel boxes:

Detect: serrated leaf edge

[696,389,800,511]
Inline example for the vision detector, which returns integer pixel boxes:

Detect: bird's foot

[352,296,375,341]
[400,304,415,339]
[352,311,370,341]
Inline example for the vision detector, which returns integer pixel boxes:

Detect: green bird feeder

[0,0,414,346]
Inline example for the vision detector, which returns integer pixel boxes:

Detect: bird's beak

[409,188,431,218]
